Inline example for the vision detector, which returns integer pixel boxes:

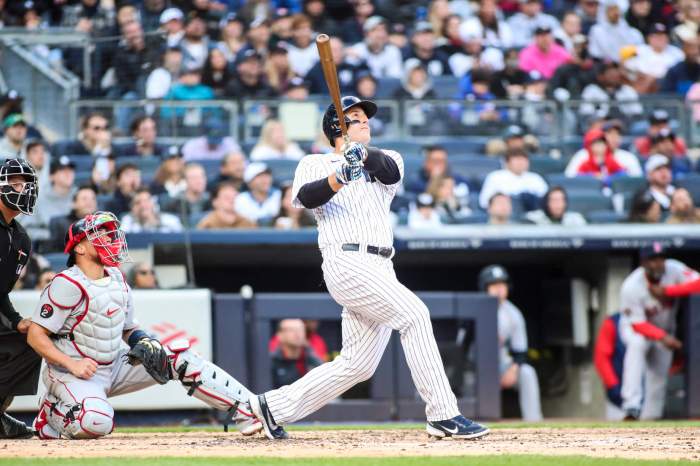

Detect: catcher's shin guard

[167,339,261,434]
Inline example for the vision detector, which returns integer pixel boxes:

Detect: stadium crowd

[0,0,700,266]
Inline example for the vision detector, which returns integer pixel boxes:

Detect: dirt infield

[2,427,698,461]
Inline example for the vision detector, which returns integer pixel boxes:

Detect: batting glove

[342,142,368,166]
[335,162,363,185]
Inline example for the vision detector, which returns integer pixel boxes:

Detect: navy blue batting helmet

[322,96,377,147]
[478,264,510,291]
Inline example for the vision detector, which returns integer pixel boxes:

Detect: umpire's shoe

[248,394,289,440]
[0,413,34,439]
[427,415,490,440]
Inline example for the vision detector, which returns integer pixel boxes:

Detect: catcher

[27,212,261,439]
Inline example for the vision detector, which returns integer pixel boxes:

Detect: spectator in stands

[349,16,403,79]
[59,0,115,34]
[406,145,462,195]
[162,162,211,224]
[339,0,375,45]
[47,185,97,252]
[565,128,635,182]
[202,48,234,97]
[490,49,529,99]
[265,44,295,95]
[127,262,159,289]
[479,149,548,211]
[304,0,335,36]
[250,120,305,161]
[459,0,514,49]
[282,77,311,100]
[580,62,643,122]
[209,152,247,192]
[0,114,27,158]
[624,23,683,83]
[408,193,443,229]
[0,90,41,141]
[112,20,162,98]
[244,18,272,58]
[588,0,644,62]
[554,11,582,52]
[487,193,514,225]
[660,34,700,95]
[31,156,77,230]
[121,187,183,233]
[403,21,451,77]
[648,129,691,176]
[634,110,688,158]
[274,183,315,229]
[645,155,676,210]
[627,188,662,222]
[574,0,600,34]
[159,7,185,48]
[226,49,277,98]
[270,318,323,389]
[150,147,186,197]
[59,112,114,157]
[547,34,594,101]
[146,47,184,99]
[162,67,215,117]
[525,186,587,225]
[427,175,471,223]
[235,162,281,224]
[104,163,142,217]
[89,155,117,195]
[518,26,571,80]
[666,188,700,224]
[117,116,167,158]
[25,139,49,189]
[625,0,654,36]
[447,22,505,77]
[35,269,56,291]
[393,62,436,100]
[217,13,246,63]
[180,15,210,70]
[508,0,561,49]
[457,68,503,123]
[182,118,242,161]
[287,14,318,77]
[674,0,700,43]
[197,182,256,229]
[503,125,538,155]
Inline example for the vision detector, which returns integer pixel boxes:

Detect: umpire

[0,158,41,439]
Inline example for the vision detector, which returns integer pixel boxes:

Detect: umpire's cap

[322,96,377,147]
[478,264,510,291]
[639,241,667,261]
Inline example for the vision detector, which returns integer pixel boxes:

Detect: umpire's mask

[0,158,39,216]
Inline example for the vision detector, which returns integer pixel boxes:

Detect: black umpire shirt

[0,212,31,336]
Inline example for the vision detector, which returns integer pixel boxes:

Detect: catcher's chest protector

[54,266,129,364]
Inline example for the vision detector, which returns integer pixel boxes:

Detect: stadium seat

[431,75,461,99]
[402,155,424,181]
[587,210,626,224]
[96,194,113,211]
[374,78,402,98]
[611,176,646,195]
[43,252,67,272]
[70,157,94,173]
[453,211,488,224]
[529,156,567,176]
[197,159,221,178]
[189,211,209,227]
[449,155,501,181]
[546,174,602,192]
[567,192,612,215]
[241,141,256,156]
[266,159,298,184]
[380,140,423,158]
[676,174,700,205]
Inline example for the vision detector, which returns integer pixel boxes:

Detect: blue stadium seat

[266,159,298,184]
[546,174,602,192]
[196,159,222,178]
[402,155,424,182]
[439,138,488,155]
[587,210,626,224]
[567,192,612,215]
[380,140,423,158]
[449,155,501,181]
[431,75,461,99]
[676,173,700,205]
[189,211,209,227]
[70,157,94,173]
[241,141,256,156]
[529,156,567,176]
[453,211,488,224]
[96,194,113,211]
[611,176,646,195]
[43,252,67,272]
[374,78,401,98]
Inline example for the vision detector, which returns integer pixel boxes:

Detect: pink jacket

[518,43,571,79]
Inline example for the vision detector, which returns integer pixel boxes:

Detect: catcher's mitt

[126,337,171,385]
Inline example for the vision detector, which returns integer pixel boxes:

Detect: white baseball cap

[244,162,271,184]
[160,8,184,25]
[645,154,670,173]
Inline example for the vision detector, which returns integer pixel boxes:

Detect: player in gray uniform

[618,243,697,420]
[27,212,262,439]
[247,96,489,440]
[478,265,543,422]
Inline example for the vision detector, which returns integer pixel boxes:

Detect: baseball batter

[247,96,489,440]
[27,212,261,439]
[618,243,698,420]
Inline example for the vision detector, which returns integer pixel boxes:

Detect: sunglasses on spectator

[137,269,155,275]
[90,125,108,131]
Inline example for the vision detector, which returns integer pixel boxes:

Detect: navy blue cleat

[248,394,289,440]
[426,415,490,440]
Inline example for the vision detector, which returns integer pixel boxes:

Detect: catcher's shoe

[623,408,640,421]
[0,413,34,439]
[248,394,289,440]
[426,415,490,440]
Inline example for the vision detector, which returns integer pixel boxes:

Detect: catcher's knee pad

[61,397,114,439]
[168,339,251,412]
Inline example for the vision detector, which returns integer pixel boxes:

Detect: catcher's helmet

[322,95,377,147]
[0,158,38,215]
[478,264,510,291]
[64,212,130,267]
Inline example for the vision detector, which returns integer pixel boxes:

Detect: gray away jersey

[291,150,404,249]
[498,299,528,370]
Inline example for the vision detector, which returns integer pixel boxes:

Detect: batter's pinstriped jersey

[291,150,404,248]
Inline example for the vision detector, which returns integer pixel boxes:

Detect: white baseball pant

[265,245,460,423]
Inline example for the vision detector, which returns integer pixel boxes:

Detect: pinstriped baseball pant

[265,245,460,423]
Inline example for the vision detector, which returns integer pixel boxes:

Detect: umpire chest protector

[41,266,130,364]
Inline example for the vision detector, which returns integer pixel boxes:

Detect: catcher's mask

[0,158,39,215]
[64,212,131,267]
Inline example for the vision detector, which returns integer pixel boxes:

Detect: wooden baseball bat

[316,34,348,139]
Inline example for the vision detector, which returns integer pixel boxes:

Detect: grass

[0,457,696,466]
[115,420,700,434]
